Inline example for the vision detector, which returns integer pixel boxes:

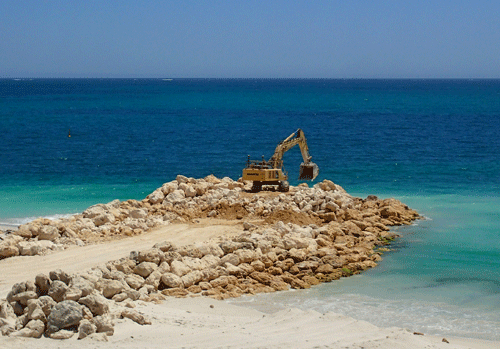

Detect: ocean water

[1,79,499,340]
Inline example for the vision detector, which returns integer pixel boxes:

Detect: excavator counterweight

[243,128,319,192]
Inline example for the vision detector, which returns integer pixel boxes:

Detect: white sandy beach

[1,222,498,349]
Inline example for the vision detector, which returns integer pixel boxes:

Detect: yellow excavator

[242,128,319,192]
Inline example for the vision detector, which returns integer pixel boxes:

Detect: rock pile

[0,175,419,260]
[0,268,149,339]
[1,184,418,339]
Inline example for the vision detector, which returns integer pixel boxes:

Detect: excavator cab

[299,162,319,181]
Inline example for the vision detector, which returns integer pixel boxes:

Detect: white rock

[161,181,178,195]
[220,253,240,266]
[181,270,203,288]
[12,319,44,338]
[148,189,165,204]
[234,249,255,264]
[18,240,55,256]
[170,260,191,277]
[130,209,148,219]
[165,190,185,204]
[161,273,183,288]
[184,185,197,198]
[38,225,60,240]
[176,175,189,184]
[125,274,145,290]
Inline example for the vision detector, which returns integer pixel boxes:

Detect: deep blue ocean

[1,79,499,340]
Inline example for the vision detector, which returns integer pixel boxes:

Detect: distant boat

[162,79,173,81]
[68,129,71,138]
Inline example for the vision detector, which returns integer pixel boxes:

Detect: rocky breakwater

[0,175,247,259]
[0,175,418,259]
[1,175,418,260]
[0,178,419,340]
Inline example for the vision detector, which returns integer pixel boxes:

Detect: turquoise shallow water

[229,193,500,340]
[1,79,499,339]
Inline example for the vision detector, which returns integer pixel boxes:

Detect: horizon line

[2,77,500,80]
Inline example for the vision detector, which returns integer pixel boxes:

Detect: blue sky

[1,0,499,78]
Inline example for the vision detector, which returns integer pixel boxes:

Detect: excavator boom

[269,129,319,181]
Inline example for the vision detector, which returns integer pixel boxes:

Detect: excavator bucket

[299,162,319,181]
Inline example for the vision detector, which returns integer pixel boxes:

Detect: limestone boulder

[78,293,109,316]
[36,225,60,240]
[201,254,221,269]
[38,295,56,317]
[170,260,191,277]
[78,319,97,339]
[234,249,256,264]
[26,299,46,322]
[83,204,106,219]
[249,271,274,286]
[161,273,183,288]
[181,271,203,288]
[92,213,115,227]
[379,206,399,219]
[0,240,20,259]
[182,256,206,271]
[49,269,71,284]
[152,241,175,252]
[47,300,83,334]
[176,174,190,184]
[18,240,55,256]
[6,282,27,303]
[93,315,114,335]
[225,264,243,276]
[136,249,163,265]
[11,291,38,306]
[148,189,165,204]
[98,279,127,299]
[220,253,240,266]
[209,276,230,288]
[250,260,266,272]
[161,181,178,195]
[13,225,33,238]
[70,276,95,298]
[64,287,83,302]
[219,241,241,254]
[130,209,148,219]
[165,190,185,204]
[48,280,69,302]
[283,235,311,250]
[125,274,145,290]
[133,262,157,278]
[183,185,197,198]
[12,319,45,338]
[0,318,16,336]
[49,329,75,339]
[196,242,224,258]
[145,270,163,288]
[121,309,151,325]
[0,300,16,320]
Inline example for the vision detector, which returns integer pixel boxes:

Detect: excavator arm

[269,129,319,180]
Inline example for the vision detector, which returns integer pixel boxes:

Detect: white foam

[228,289,500,341]
[0,213,78,227]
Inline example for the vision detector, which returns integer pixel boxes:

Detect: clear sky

[1,0,499,78]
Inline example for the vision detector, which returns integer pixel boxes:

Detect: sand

[1,222,498,348]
